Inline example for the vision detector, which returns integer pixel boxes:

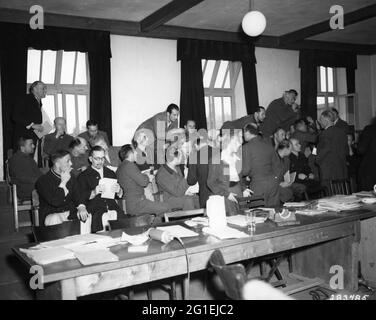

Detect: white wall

[356,55,374,129]
[110,35,181,146]
[255,47,301,108]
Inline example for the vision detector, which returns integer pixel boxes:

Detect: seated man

[289,138,322,198]
[156,149,199,211]
[43,117,74,162]
[78,119,110,147]
[92,137,121,171]
[207,130,246,215]
[276,140,306,202]
[9,136,42,201]
[271,128,286,149]
[35,150,90,228]
[77,146,124,232]
[69,137,89,177]
[117,144,170,216]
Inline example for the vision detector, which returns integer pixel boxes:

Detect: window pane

[214,61,229,88]
[320,66,326,92]
[57,94,63,117]
[41,50,56,84]
[328,96,335,108]
[27,49,41,84]
[223,97,232,121]
[214,97,223,129]
[65,94,76,134]
[203,60,216,88]
[327,68,334,92]
[223,70,230,89]
[77,95,88,133]
[201,59,206,71]
[60,51,76,84]
[317,96,326,108]
[205,96,210,128]
[75,52,87,85]
[43,95,55,124]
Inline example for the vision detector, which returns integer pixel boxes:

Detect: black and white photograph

[0,0,375,305]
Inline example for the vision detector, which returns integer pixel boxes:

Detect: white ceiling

[0,0,375,44]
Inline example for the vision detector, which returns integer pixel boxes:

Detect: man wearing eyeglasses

[76,146,124,232]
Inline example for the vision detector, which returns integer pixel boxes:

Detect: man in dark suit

[36,150,83,227]
[69,137,89,177]
[78,119,110,147]
[221,106,266,132]
[77,146,124,232]
[43,117,74,163]
[259,89,299,138]
[9,136,42,201]
[332,108,350,134]
[117,144,170,216]
[12,81,46,165]
[241,125,281,207]
[357,118,376,191]
[316,110,348,189]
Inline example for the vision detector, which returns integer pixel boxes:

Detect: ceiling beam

[0,8,374,55]
[140,0,205,32]
[279,4,376,45]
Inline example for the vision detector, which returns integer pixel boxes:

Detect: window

[317,66,337,118]
[26,49,90,135]
[202,60,241,130]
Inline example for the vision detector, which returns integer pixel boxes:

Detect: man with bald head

[43,117,74,162]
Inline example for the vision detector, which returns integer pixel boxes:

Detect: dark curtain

[180,59,207,130]
[299,49,357,119]
[177,38,258,128]
[0,22,112,167]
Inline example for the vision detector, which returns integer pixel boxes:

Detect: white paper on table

[20,247,75,265]
[128,245,149,253]
[99,178,118,199]
[34,121,53,139]
[37,233,116,249]
[157,225,199,238]
[202,226,249,240]
[226,215,266,227]
[121,231,149,246]
[186,182,199,194]
[74,249,119,265]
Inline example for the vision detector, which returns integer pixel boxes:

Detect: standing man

[260,90,299,138]
[221,106,266,132]
[12,81,47,165]
[241,125,281,207]
[316,110,348,190]
[79,120,110,147]
[9,136,42,201]
[43,117,74,162]
[331,108,350,135]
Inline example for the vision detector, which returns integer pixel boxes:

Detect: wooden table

[13,205,376,300]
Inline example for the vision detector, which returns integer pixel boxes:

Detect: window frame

[26,49,90,135]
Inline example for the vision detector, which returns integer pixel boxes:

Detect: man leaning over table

[35,149,91,233]
[76,146,125,233]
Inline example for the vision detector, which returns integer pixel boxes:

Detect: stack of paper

[226,215,266,227]
[20,247,75,265]
[317,195,361,212]
[74,249,119,266]
[156,225,199,238]
[202,226,249,239]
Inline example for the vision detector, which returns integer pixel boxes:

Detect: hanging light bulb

[242,0,266,37]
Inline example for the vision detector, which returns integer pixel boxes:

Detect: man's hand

[60,169,71,185]
[228,192,238,203]
[32,124,44,132]
[298,173,307,180]
[308,173,314,180]
[95,184,106,195]
[280,181,292,188]
[77,206,90,222]
[243,188,254,197]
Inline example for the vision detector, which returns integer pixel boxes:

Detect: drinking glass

[245,211,256,234]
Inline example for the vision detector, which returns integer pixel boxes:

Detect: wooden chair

[209,249,247,299]
[329,179,352,196]
[32,220,80,242]
[5,159,39,231]
[164,208,205,222]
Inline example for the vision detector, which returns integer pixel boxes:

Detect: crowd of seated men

[8,88,376,236]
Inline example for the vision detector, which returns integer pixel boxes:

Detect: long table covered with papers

[13,202,376,300]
